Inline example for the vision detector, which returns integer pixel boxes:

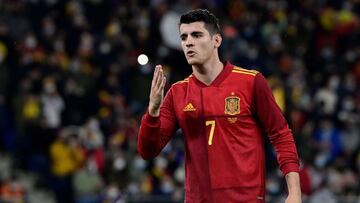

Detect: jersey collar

[191,61,233,87]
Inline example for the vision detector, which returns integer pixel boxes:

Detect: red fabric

[138,62,299,202]
[91,148,105,174]
[299,165,312,195]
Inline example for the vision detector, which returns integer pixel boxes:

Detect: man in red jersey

[138,9,301,203]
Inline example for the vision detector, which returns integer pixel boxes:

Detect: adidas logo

[183,103,196,111]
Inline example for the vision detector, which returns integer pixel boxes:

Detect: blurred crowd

[0,0,359,203]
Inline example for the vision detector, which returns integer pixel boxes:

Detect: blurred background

[0,0,359,203]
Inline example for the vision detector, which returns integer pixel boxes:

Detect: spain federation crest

[224,96,240,115]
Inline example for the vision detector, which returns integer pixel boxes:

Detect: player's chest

[175,85,253,121]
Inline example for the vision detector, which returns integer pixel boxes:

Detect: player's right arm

[137,65,177,160]
[148,65,166,116]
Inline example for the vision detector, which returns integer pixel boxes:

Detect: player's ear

[214,34,222,48]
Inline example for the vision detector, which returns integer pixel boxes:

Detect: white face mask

[113,156,126,171]
[25,36,37,49]
[88,118,99,130]
[86,159,98,173]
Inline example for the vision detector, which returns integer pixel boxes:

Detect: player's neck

[192,56,223,86]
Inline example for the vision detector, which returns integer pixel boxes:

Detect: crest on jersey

[224,96,240,115]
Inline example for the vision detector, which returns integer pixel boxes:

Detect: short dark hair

[179,9,220,35]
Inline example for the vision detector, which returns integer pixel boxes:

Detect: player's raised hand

[148,65,166,116]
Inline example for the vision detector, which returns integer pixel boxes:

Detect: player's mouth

[186,50,195,57]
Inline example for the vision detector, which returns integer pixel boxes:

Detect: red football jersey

[138,62,299,202]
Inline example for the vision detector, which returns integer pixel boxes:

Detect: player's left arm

[252,73,301,202]
[285,172,301,203]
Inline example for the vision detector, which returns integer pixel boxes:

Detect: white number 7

[205,120,215,145]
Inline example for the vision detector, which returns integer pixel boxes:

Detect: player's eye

[193,34,201,38]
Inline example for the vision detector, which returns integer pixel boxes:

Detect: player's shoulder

[231,66,260,77]
[171,74,193,88]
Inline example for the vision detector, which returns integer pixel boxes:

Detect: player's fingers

[156,71,165,95]
[160,76,166,90]
[151,66,158,88]
[151,65,160,88]
[154,66,163,90]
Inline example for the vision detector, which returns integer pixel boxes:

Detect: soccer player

[138,9,301,203]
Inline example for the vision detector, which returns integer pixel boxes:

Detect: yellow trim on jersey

[172,75,192,85]
[173,80,189,85]
[232,70,257,76]
[233,67,258,74]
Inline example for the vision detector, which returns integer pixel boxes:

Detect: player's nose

[185,36,194,47]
